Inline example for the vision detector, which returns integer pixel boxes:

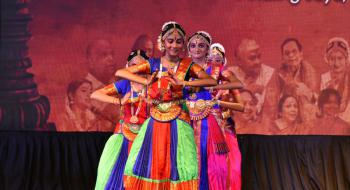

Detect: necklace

[158,57,179,88]
[130,86,145,124]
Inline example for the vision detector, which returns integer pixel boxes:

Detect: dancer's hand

[146,69,159,85]
[168,70,184,86]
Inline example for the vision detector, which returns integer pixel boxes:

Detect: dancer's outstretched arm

[217,100,244,112]
[211,70,243,90]
[91,83,131,105]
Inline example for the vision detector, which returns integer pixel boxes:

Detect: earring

[161,43,165,52]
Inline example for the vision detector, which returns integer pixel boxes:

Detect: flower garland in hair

[126,49,149,68]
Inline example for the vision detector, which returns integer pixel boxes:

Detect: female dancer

[115,21,216,190]
[207,43,245,190]
[186,33,243,190]
[93,50,149,190]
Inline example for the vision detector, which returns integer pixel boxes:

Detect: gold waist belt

[186,99,217,121]
[122,122,141,141]
[150,101,183,122]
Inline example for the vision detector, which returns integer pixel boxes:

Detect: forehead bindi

[192,36,205,43]
[166,32,183,40]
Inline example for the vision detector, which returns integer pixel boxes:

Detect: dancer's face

[164,31,184,58]
[207,53,224,67]
[188,37,208,60]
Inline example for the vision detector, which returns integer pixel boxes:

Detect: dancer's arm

[185,70,217,87]
[217,89,245,112]
[185,63,217,87]
[217,100,244,112]
[211,70,243,90]
[91,83,123,105]
[115,61,154,85]
[168,63,217,87]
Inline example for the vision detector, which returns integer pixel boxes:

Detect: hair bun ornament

[197,31,212,44]
[211,43,226,54]
[126,49,149,67]
[157,34,164,52]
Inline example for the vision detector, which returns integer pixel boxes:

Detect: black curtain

[0,131,109,190]
[0,132,349,190]
[239,135,350,190]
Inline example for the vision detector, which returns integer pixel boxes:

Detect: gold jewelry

[159,58,179,88]
[130,87,145,124]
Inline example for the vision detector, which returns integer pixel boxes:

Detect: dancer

[115,21,217,190]
[93,50,149,190]
[186,32,243,190]
[207,43,244,190]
